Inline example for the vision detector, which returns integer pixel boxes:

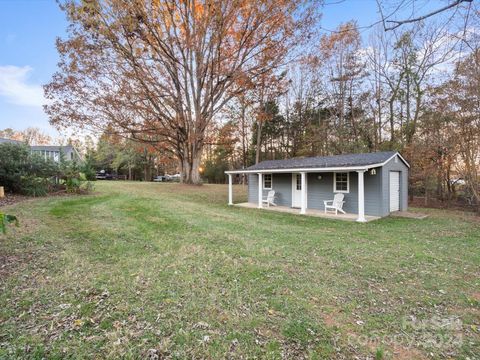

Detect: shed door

[389,171,400,212]
[292,173,302,208]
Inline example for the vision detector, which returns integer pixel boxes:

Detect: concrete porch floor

[234,202,380,222]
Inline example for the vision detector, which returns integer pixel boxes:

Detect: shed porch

[234,202,380,222]
[227,170,371,222]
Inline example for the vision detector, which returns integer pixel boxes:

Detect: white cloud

[0,65,45,107]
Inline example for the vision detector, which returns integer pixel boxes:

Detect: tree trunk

[389,98,395,144]
[424,174,429,206]
[255,121,263,164]
[406,87,422,145]
[240,97,247,185]
[180,145,203,185]
[375,60,382,148]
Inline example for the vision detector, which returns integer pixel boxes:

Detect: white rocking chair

[262,190,277,207]
[324,193,346,215]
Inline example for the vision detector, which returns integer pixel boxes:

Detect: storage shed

[225,151,409,222]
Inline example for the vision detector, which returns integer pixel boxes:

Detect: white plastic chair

[262,190,276,207]
[324,193,346,215]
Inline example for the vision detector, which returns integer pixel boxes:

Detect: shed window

[334,172,349,193]
[263,174,272,189]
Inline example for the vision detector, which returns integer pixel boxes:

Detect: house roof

[227,151,409,174]
[30,145,74,151]
[0,137,22,144]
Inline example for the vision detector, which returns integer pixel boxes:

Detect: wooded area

[199,5,480,211]
[44,0,480,210]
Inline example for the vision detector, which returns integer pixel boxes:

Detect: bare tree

[45,0,317,183]
[377,0,474,31]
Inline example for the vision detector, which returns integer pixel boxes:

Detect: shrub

[65,177,81,193]
[60,161,93,194]
[20,176,51,196]
[0,143,59,195]
[80,160,97,181]
[0,143,93,196]
[0,143,31,193]
[0,212,19,234]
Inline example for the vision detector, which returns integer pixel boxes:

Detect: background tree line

[203,16,480,210]
[83,131,178,181]
[43,0,479,209]
[0,127,178,183]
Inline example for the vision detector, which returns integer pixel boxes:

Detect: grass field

[0,181,479,359]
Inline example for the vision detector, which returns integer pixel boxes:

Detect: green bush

[0,212,19,234]
[0,143,58,195]
[20,176,51,196]
[66,177,81,193]
[0,143,31,193]
[0,143,93,196]
[80,159,97,181]
[60,161,93,194]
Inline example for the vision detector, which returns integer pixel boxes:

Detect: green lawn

[1,182,479,359]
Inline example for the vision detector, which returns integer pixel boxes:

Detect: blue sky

[0,0,451,138]
[0,0,67,137]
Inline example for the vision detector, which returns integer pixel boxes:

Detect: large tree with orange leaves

[44,0,317,184]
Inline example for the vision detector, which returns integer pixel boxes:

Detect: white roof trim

[392,152,410,168]
[371,152,410,168]
[225,152,410,174]
[226,165,372,174]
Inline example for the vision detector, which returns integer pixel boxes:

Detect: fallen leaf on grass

[193,321,210,329]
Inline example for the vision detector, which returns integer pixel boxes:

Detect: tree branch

[384,0,473,31]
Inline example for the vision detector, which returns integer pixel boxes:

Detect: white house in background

[225,151,409,222]
[30,145,83,163]
[0,138,83,163]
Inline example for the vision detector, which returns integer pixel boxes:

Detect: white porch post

[357,170,367,222]
[300,172,306,214]
[228,174,233,205]
[258,173,263,208]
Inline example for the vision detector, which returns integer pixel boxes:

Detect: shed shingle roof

[245,151,400,171]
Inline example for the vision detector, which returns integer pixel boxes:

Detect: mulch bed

[0,190,74,208]
[0,193,29,207]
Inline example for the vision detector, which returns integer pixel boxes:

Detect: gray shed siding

[248,173,292,206]
[246,154,408,217]
[249,171,384,216]
[306,171,383,216]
